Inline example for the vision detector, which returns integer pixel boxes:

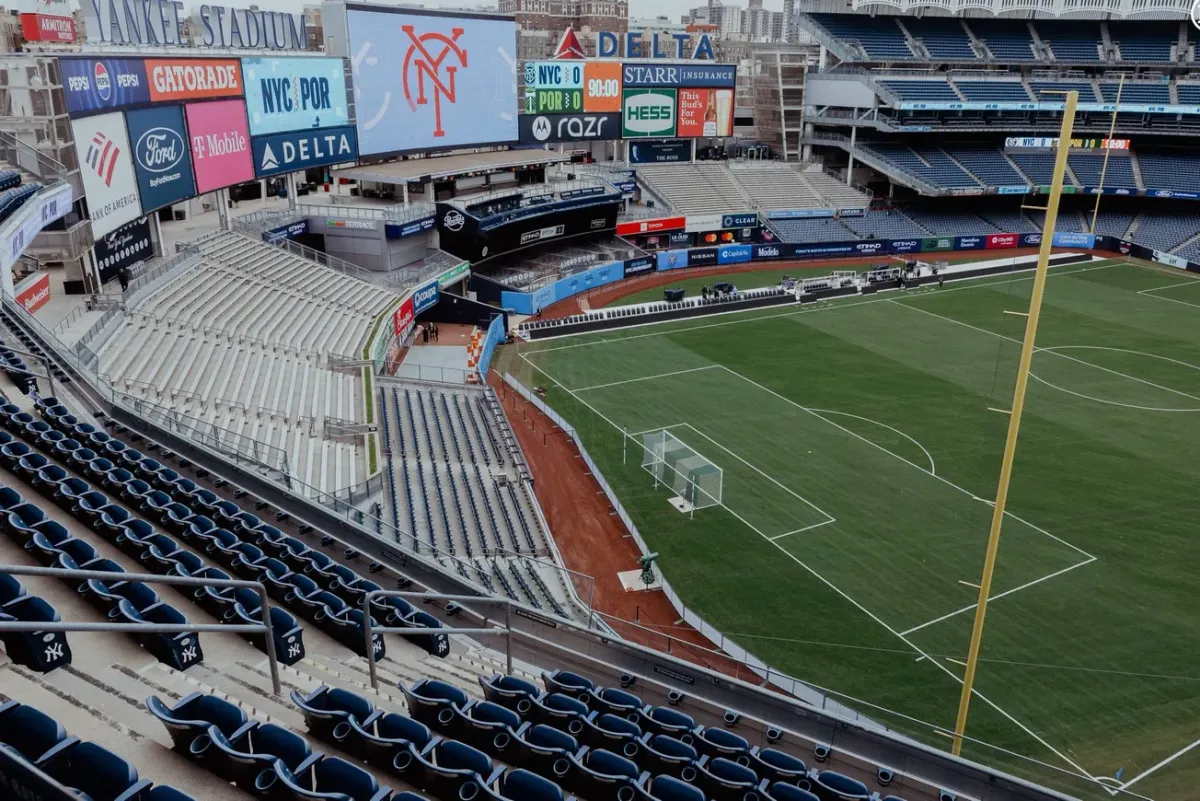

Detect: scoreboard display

[524,61,623,114]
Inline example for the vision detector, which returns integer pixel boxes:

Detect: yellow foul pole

[1090,74,1124,234]
[950,90,1079,757]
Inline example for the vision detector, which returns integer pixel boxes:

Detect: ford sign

[135,126,184,173]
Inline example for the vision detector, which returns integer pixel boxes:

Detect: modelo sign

[622,89,677,138]
[412,281,439,315]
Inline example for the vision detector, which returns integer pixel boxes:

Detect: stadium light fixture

[951,90,1080,758]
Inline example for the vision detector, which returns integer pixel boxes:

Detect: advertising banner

[1149,189,1200,200]
[656,249,690,271]
[986,233,1019,249]
[125,105,195,213]
[792,242,861,258]
[525,61,583,90]
[242,56,349,136]
[436,261,471,288]
[251,126,358,178]
[839,208,866,217]
[71,111,143,238]
[891,239,922,253]
[717,243,751,264]
[60,58,150,116]
[386,216,437,239]
[616,216,686,236]
[753,243,790,260]
[689,247,718,266]
[263,219,309,243]
[1,183,72,277]
[685,213,724,233]
[954,235,986,251]
[146,59,244,102]
[852,241,890,256]
[518,113,621,144]
[21,12,74,42]
[623,256,654,276]
[1019,233,1043,247]
[629,139,689,164]
[186,99,254,194]
[997,185,1030,195]
[767,208,834,220]
[669,231,690,245]
[723,213,758,229]
[15,273,50,314]
[676,89,734,137]
[393,295,415,337]
[622,88,677,138]
[531,284,555,313]
[621,63,736,88]
[1051,231,1096,248]
[551,261,623,302]
[1153,250,1188,270]
[346,7,519,156]
[560,186,607,200]
[499,290,531,315]
[412,280,440,315]
[93,216,153,285]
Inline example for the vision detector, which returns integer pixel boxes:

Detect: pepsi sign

[125,105,195,213]
[61,57,150,116]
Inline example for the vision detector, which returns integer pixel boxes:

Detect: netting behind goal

[640,429,723,509]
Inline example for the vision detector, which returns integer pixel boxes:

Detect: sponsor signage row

[766,208,835,219]
[251,125,358,179]
[15,273,51,314]
[629,139,689,164]
[617,211,758,238]
[518,112,621,144]
[386,215,437,240]
[263,219,309,243]
[127,104,196,213]
[900,101,1200,115]
[242,57,349,136]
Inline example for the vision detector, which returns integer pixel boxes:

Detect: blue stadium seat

[209,721,318,791]
[638,733,698,780]
[635,773,705,801]
[695,757,761,801]
[530,692,591,735]
[512,722,580,780]
[401,678,472,729]
[581,712,643,757]
[291,685,381,752]
[40,741,153,801]
[749,747,808,787]
[479,767,572,801]
[352,710,435,773]
[480,673,540,715]
[813,770,869,800]
[271,754,392,801]
[0,592,72,671]
[692,727,749,762]
[567,747,644,801]
[414,739,504,801]
[145,692,254,755]
[0,699,79,765]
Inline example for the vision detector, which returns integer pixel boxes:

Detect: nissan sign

[519,113,622,144]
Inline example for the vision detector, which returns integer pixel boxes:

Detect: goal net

[640,429,723,511]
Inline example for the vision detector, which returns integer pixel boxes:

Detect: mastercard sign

[146,58,243,102]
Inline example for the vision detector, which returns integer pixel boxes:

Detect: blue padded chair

[116,599,203,670]
[695,757,762,801]
[162,502,195,535]
[170,477,200,500]
[581,713,642,758]
[414,739,503,801]
[0,485,23,510]
[643,705,700,738]
[146,542,204,576]
[75,490,111,523]
[749,748,808,787]
[32,463,68,491]
[635,774,705,801]
[270,753,392,801]
[314,560,359,592]
[146,786,200,801]
[14,451,49,480]
[512,722,579,781]
[142,490,175,518]
[182,514,217,544]
[53,438,83,461]
[122,479,154,505]
[590,687,644,718]
[401,679,471,730]
[544,669,594,699]
[145,692,254,755]
[449,700,522,758]
[479,674,539,715]
[208,721,319,791]
[291,685,381,752]
[478,767,572,801]
[764,785,819,801]
[113,519,157,559]
[188,488,222,512]
[638,733,698,781]
[23,521,74,565]
[0,572,25,604]
[68,446,98,470]
[101,466,136,493]
[225,594,307,665]
[530,692,590,736]
[323,607,384,659]
[0,700,79,765]
[53,476,92,510]
[84,456,116,482]
[399,609,450,658]
[0,594,72,672]
[812,770,869,800]
[229,542,269,579]
[136,457,165,482]
[5,502,46,544]
[0,439,31,469]
[351,710,436,774]
[566,747,643,801]
[97,505,134,537]
[693,727,750,763]
[40,741,153,801]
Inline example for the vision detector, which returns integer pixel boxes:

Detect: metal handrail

[0,564,281,694]
[362,591,513,688]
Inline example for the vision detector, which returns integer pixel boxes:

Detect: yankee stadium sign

[83,0,307,49]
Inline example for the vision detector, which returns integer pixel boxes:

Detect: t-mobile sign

[185,99,254,194]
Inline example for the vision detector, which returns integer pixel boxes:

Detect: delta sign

[552,26,716,60]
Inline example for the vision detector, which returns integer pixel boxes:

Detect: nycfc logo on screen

[135,127,184,173]
[403,25,468,138]
[86,131,121,187]
[443,210,465,231]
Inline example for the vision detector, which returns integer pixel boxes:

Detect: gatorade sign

[622,89,676,138]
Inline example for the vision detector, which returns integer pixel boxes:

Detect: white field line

[526,261,1121,355]
[631,423,689,436]
[673,422,837,525]
[890,298,1200,405]
[1117,735,1200,792]
[769,519,837,540]
[571,365,721,393]
[810,407,937,475]
[900,557,1098,636]
[1137,285,1200,311]
[521,351,1098,779]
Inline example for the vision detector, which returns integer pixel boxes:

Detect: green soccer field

[499,258,1200,801]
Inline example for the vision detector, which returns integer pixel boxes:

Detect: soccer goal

[640,429,723,515]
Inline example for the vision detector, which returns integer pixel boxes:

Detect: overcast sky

[73,0,785,28]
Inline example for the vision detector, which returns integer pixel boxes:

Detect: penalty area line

[570,364,721,393]
[769,519,837,541]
